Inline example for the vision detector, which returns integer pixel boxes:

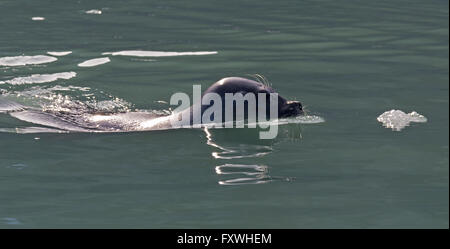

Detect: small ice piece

[85,9,102,15]
[8,163,28,170]
[31,17,45,21]
[0,72,77,85]
[78,57,110,67]
[102,50,218,57]
[377,109,427,131]
[47,51,72,56]
[0,55,57,66]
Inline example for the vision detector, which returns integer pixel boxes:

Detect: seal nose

[287,101,303,115]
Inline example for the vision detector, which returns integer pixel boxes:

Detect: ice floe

[78,57,110,67]
[31,17,45,21]
[377,109,427,131]
[0,55,57,67]
[102,50,218,57]
[85,9,102,15]
[0,72,76,85]
[47,51,72,56]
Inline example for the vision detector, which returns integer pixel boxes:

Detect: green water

[0,0,448,228]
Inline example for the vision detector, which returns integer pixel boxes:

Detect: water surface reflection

[204,127,298,185]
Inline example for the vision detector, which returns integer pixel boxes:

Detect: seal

[5,77,304,132]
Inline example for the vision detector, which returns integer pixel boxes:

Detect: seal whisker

[247,74,262,84]
[259,74,271,87]
[302,105,309,115]
[247,74,271,87]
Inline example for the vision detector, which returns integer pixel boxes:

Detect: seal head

[201,77,303,120]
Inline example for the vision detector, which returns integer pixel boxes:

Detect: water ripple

[204,127,273,159]
[215,163,295,186]
[215,164,272,185]
[1,217,21,225]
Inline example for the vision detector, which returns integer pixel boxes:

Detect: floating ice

[102,50,218,57]
[78,57,111,67]
[0,55,57,66]
[85,9,102,15]
[0,72,76,85]
[377,109,427,131]
[47,51,72,56]
[7,163,28,170]
[31,17,45,21]
[78,57,110,67]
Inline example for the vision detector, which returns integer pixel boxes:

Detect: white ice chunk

[47,51,72,56]
[78,57,110,67]
[85,9,102,15]
[102,50,218,57]
[0,55,57,66]
[377,109,427,131]
[31,17,45,21]
[0,72,76,85]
